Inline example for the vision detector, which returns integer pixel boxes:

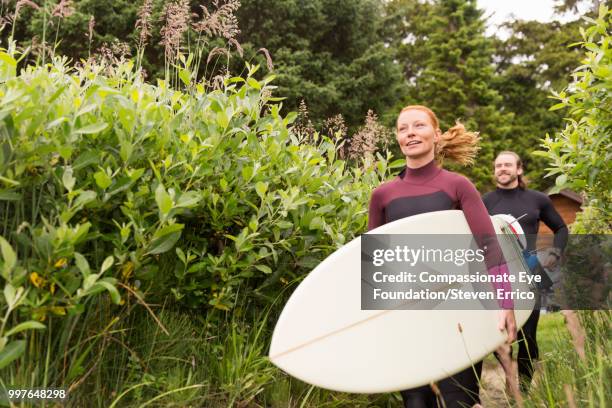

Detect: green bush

[527,8,611,407]
[536,4,611,228]
[0,46,396,388]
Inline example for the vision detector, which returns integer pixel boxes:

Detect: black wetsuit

[482,187,568,388]
[368,160,511,408]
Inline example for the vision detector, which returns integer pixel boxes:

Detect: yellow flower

[54,258,68,268]
[34,311,47,322]
[121,261,134,280]
[50,306,66,316]
[30,272,45,288]
[49,155,59,166]
[49,282,56,294]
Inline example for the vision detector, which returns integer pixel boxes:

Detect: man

[482,151,568,391]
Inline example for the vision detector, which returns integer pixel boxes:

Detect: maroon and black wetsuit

[369,160,492,230]
[368,159,511,290]
[367,159,510,408]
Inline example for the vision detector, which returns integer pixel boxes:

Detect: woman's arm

[367,188,385,231]
[455,176,515,312]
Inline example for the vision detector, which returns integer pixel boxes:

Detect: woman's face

[396,109,440,161]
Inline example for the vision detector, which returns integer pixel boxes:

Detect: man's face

[494,154,522,187]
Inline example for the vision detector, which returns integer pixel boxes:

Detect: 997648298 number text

[5,388,67,401]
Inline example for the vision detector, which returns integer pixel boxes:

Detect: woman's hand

[498,309,517,343]
[495,309,522,405]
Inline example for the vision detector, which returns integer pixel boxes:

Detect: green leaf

[179,68,191,86]
[95,279,121,304]
[74,252,90,277]
[128,168,145,181]
[217,111,229,129]
[0,175,19,187]
[219,178,228,191]
[94,171,112,189]
[389,159,406,169]
[255,181,268,199]
[45,117,68,130]
[82,273,100,291]
[309,216,324,230]
[573,179,587,189]
[242,166,254,181]
[62,166,75,192]
[76,104,98,118]
[0,53,16,81]
[58,145,73,161]
[255,264,272,274]
[73,151,99,170]
[155,184,173,216]
[0,236,16,275]
[285,111,297,125]
[100,256,114,274]
[549,103,567,111]
[316,204,336,214]
[555,174,568,187]
[3,283,15,308]
[247,77,261,90]
[531,151,550,158]
[176,247,186,263]
[0,340,25,369]
[73,190,96,209]
[277,220,293,229]
[0,52,17,69]
[105,176,135,197]
[75,122,108,135]
[249,218,258,232]
[148,224,184,255]
[153,223,184,239]
[5,321,46,337]
[74,222,91,244]
[176,191,201,208]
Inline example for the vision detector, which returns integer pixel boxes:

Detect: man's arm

[539,195,568,266]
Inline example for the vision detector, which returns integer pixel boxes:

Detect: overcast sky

[477,0,585,37]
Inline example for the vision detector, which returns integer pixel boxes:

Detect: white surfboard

[269,210,534,394]
[495,213,527,249]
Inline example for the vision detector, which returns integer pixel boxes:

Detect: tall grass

[522,311,611,407]
[0,291,397,407]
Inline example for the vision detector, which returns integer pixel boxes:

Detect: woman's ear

[434,128,441,143]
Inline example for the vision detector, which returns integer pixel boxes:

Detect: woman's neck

[406,152,435,169]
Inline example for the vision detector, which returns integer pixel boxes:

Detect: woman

[368,105,517,408]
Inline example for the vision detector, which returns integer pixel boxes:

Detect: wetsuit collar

[399,159,439,181]
[495,186,522,195]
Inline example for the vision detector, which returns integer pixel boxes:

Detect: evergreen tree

[492,18,587,190]
[236,0,404,128]
[387,0,513,190]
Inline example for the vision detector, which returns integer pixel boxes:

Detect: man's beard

[496,173,517,186]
